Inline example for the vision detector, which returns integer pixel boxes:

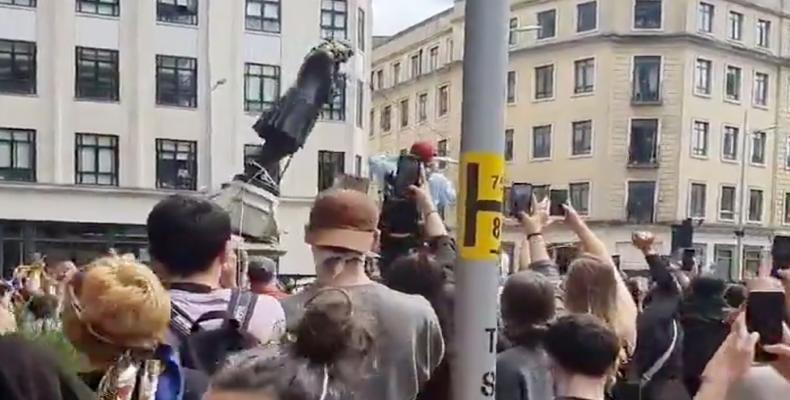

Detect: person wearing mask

[248,257,288,300]
[206,288,374,400]
[62,254,208,400]
[281,188,444,400]
[543,314,622,400]
[146,195,285,347]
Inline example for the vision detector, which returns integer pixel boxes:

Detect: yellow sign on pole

[457,152,505,261]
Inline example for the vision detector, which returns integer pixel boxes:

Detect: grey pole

[735,110,748,280]
[453,0,509,398]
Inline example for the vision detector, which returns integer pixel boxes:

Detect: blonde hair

[63,255,170,364]
[564,254,619,332]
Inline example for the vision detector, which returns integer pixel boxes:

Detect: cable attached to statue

[238,40,354,195]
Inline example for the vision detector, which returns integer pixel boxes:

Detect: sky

[372,0,454,36]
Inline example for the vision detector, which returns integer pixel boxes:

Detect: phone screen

[746,291,786,362]
[681,248,695,272]
[510,183,533,217]
[549,190,568,216]
[394,155,421,198]
[772,236,790,277]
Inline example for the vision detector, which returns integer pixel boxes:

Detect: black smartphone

[681,248,695,272]
[746,291,786,362]
[772,236,790,278]
[510,183,533,217]
[549,189,568,216]
[394,155,422,198]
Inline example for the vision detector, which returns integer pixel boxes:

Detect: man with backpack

[147,195,285,374]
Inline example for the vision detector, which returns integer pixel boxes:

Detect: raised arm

[632,231,676,293]
[516,198,559,280]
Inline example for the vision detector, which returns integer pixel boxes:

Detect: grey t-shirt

[166,288,286,347]
[496,345,554,400]
[282,282,445,400]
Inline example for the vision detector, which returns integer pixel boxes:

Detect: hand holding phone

[747,291,786,362]
[394,155,422,199]
[509,183,533,218]
[549,190,568,216]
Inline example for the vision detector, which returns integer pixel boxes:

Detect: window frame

[688,181,707,218]
[504,129,514,162]
[76,0,120,17]
[392,62,401,86]
[694,57,712,97]
[574,57,595,95]
[428,46,439,72]
[628,118,660,166]
[725,64,742,103]
[399,97,409,128]
[244,62,281,113]
[317,150,345,192]
[437,139,448,169]
[0,0,36,7]
[698,2,714,33]
[507,70,517,104]
[537,9,557,40]
[0,127,36,182]
[571,119,593,157]
[509,17,519,46]
[569,181,591,215]
[75,46,120,102]
[531,124,552,161]
[784,192,790,225]
[747,188,764,223]
[381,105,392,132]
[74,133,119,186]
[719,184,736,222]
[633,0,663,30]
[691,119,709,158]
[753,71,769,107]
[320,0,348,40]
[750,131,767,166]
[155,138,198,191]
[356,79,364,129]
[626,180,657,224]
[785,136,790,170]
[245,0,281,34]
[576,1,598,33]
[411,50,423,78]
[534,64,555,101]
[357,8,365,51]
[722,125,740,162]
[632,55,662,103]
[157,0,198,26]
[728,11,743,41]
[756,19,770,48]
[437,84,450,117]
[320,73,346,121]
[417,92,428,123]
[0,39,37,95]
[155,54,198,108]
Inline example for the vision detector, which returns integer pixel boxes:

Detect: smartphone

[772,236,790,278]
[394,155,422,198]
[681,248,696,272]
[549,189,568,216]
[509,183,533,217]
[746,291,786,362]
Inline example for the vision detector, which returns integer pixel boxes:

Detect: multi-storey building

[370,0,790,279]
[0,0,371,276]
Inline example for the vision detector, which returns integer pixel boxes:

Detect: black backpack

[170,290,260,375]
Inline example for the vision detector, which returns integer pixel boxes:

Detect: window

[417,93,428,123]
[369,109,375,137]
[505,129,514,161]
[570,182,590,215]
[751,131,766,164]
[411,50,423,78]
[75,133,118,186]
[715,245,735,277]
[321,74,346,120]
[320,0,348,39]
[786,137,790,169]
[318,150,344,191]
[357,8,365,51]
[356,79,364,128]
[376,70,383,89]
[429,46,439,72]
[509,18,519,46]
[627,181,656,223]
[698,2,713,33]
[0,0,35,6]
[537,9,557,39]
[392,63,401,85]
[447,38,454,62]
[0,128,35,182]
[577,1,597,32]
[244,63,279,113]
[399,98,409,128]
[574,58,595,94]
[245,0,281,33]
[725,65,741,102]
[692,120,709,157]
[728,11,743,41]
[723,126,739,161]
[0,39,36,95]
[785,193,790,224]
[754,72,768,106]
[77,0,120,16]
[634,0,662,29]
[157,0,198,25]
[533,185,550,203]
[156,55,197,107]
[572,120,592,156]
[629,119,659,165]
[756,19,770,48]
[75,47,119,101]
[632,56,661,103]
[749,189,764,222]
[532,125,551,159]
[743,246,762,278]
[535,65,554,100]
[695,58,712,95]
[438,84,449,116]
[381,105,391,132]
[720,185,736,220]
[693,243,708,267]
[355,155,362,176]
[438,139,448,169]
[689,183,706,218]
[244,144,279,182]
[503,187,512,217]
[507,71,517,103]
[156,139,197,190]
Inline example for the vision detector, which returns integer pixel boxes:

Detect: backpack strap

[226,290,258,332]
[170,302,195,340]
[642,320,679,385]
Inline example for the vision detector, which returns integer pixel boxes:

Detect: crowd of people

[1,151,790,400]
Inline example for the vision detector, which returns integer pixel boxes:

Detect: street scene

[1,1,790,400]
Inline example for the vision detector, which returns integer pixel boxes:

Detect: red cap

[410,140,437,163]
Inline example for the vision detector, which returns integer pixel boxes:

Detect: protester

[146,194,285,347]
[207,288,374,400]
[281,188,444,400]
[544,314,621,400]
[496,270,556,400]
[248,256,288,300]
[62,254,208,400]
